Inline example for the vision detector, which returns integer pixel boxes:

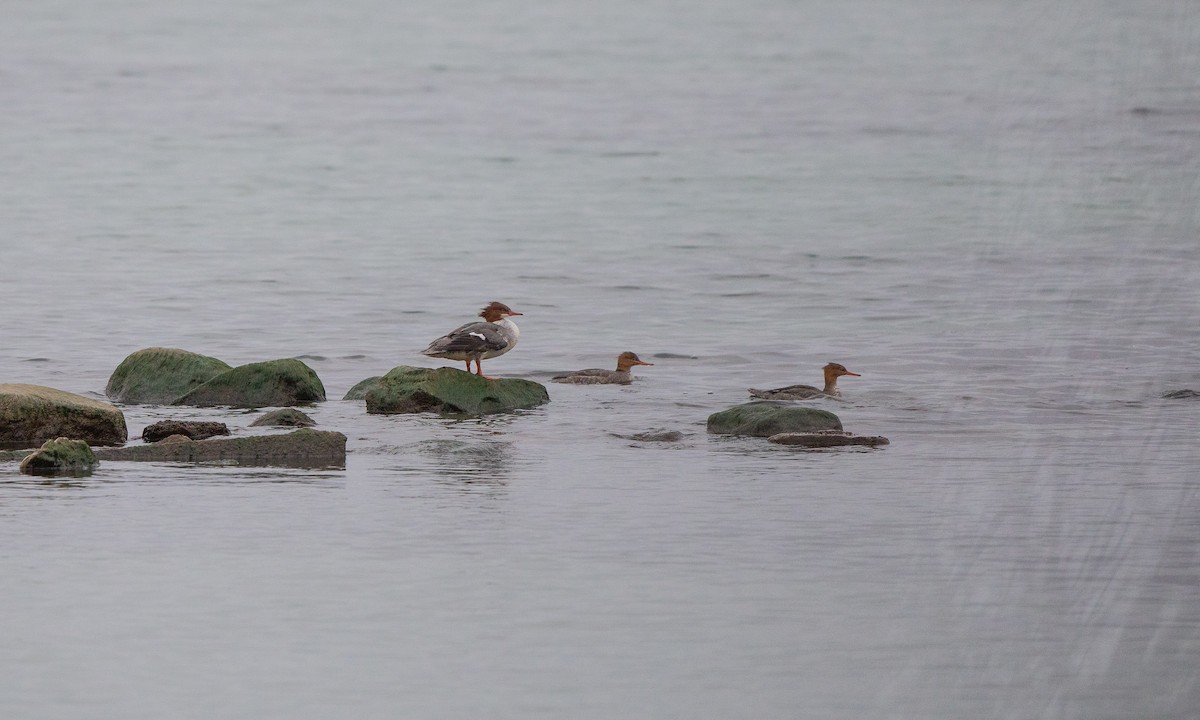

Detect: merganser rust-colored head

[479,301,522,323]
[615,352,654,372]
[822,362,860,393]
[823,362,860,379]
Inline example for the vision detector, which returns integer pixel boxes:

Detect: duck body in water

[552,352,654,385]
[749,362,860,400]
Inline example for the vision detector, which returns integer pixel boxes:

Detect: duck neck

[495,317,520,342]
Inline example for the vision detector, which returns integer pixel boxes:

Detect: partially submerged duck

[551,352,654,385]
[421,301,522,379]
[749,362,860,400]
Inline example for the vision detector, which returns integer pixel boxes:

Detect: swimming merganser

[551,352,654,385]
[748,362,860,400]
[421,301,522,379]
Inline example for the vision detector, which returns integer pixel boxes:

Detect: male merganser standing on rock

[749,362,861,400]
[551,352,654,385]
[422,301,522,379]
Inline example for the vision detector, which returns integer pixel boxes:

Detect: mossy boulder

[706,401,842,437]
[173,359,326,408]
[142,420,230,443]
[19,437,98,476]
[92,428,346,467]
[0,384,128,446]
[365,366,549,416]
[106,347,232,404]
[250,408,316,427]
[343,376,383,400]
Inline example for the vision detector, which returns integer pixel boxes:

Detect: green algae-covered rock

[250,408,316,427]
[706,401,842,437]
[92,428,345,467]
[365,366,549,416]
[106,347,233,404]
[342,376,383,400]
[0,384,128,446]
[19,437,98,475]
[173,359,326,408]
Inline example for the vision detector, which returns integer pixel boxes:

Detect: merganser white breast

[749,362,861,400]
[422,301,522,379]
[551,351,654,385]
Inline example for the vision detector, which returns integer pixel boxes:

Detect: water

[2,1,1199,717]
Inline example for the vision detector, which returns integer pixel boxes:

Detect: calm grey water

[3,1,1199,717]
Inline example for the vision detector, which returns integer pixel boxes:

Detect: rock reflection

[412,439,514,488]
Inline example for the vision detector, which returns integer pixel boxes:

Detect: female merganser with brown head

[421,301,522,379]
[551,352,654,385]
[749,362,861,400]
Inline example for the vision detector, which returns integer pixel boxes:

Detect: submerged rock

[173,359,326,408]
[342,376,383,401]
[19,437,99,476]
[768,431,890,448]
[1163,389,1200,399]
[106,347,232,404]
[0,384,128,446]
[142,420,230,443]
[706,401,842,437]
[93,428,346,467]
[250,408,316,427]
[616,429,685,443]
[365,366,549,416]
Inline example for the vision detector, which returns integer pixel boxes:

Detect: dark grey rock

[142,420,230,443]
[768,431,890,448]
[93,428,346,467]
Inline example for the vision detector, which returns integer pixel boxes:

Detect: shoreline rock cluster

[4,345,889,474]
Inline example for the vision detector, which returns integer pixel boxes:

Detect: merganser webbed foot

[421,301,523,379]
[552,352,654,385]
[749,362,860,400]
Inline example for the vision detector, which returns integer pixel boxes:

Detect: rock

[142,420,230,443]
[93,428,346,467]
[250,408,316,427]
[768,431,890,448]
[173,359,326,408]
[343,376,383,400]
[365,366,550,416]
[706,401,842,437]
[0,384,128,446]
[106,347,232,404]
[19,437,98,476]
[1163,389,1200,399]
[615,429,685,442]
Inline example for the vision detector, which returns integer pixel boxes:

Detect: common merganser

[422,301,522,379]
[551,352,654,385]
[749,362,861,400]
